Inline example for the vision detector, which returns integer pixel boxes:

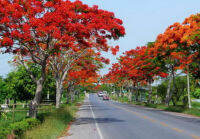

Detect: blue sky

[0,0,200,76]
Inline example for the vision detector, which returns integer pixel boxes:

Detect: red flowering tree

[119,46,168,102]
[63,50,105,103]
[154,14,200,107]
[0,0,125,116]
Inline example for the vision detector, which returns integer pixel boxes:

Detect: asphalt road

[63,94,200,139]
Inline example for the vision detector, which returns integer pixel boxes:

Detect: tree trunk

[56,79,63,108]
[171,70,176,105]
[71,92,74,103]
[128,87,132,102]
[13,99,17,108]
[77,91,80,99]
[187,66,192,109]
[148,79,152,103]
[5,99,9,105]
[136,83,140,102]
[70,86,75,103]
[66,86,71,104]
[165,72,173,106]
[166,68,176,106]
[29,79,43,118]
[66,93,70,104]
[119,86,122,97]
[135,88,138,102]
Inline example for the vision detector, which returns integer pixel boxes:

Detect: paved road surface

[62,94,200,139]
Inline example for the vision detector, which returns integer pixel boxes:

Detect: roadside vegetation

[0,93,85,138]
[100,13,200,118]
[0,0,124,138]
[104,75,200,117]
[0,0,200,138]
[23,94,85,139]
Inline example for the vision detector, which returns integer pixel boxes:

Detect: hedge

[0,118,41,138]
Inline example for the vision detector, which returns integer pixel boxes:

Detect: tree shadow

[74,117,124,125]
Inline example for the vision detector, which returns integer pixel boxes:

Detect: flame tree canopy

[0,0,125,116]
[105,13,200,87]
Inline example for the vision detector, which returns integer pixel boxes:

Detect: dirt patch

[7,133,15,139]
[58,102,83,139]
[76,103,82,107]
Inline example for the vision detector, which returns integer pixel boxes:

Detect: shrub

[25,118,40,128]
[0,127,11,139]
[191,88,200,99]
[10,118,40,137]
[10,120,29,136]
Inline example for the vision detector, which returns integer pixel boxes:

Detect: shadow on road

[79,107,111,111]
[74,117,124,125]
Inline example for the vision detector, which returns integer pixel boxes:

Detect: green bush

[191,88,200,99]
[25,118,40,128]
[10,120,29,136]
[10,118,40,137]
[165,106,184,112]
[0,127,11,139]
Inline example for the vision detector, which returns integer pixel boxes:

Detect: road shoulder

[60,96,100,139]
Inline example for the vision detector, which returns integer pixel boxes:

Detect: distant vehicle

[103,95,109,100]
[98,92,104,97]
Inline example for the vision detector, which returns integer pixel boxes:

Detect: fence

[0,103,53,122]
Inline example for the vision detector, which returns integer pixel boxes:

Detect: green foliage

[0,76,8,103]
[10,120,29,136]
[0,110,27,130]
[0,65,56,103]
[191,102,200,109]
[156,82,167,102]
[0,118,40,138]
[99,84,113,93]
[156,76,188,106]
[0,126,11,139]
[10,118,40,137]
[172,76,187,106]
[25,118,41,128]
[23,95,85,139]
[191,88,200,99]
[5,66,35,102]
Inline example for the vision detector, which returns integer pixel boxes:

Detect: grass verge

[23,95,85,139]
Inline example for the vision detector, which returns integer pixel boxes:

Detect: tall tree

[0,0,125,116]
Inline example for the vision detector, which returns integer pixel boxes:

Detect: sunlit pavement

[62,94,200,139]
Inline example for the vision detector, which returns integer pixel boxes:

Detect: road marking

[142,116,148,119]
[171,128,183,133]
[149,119,156,123]
[191,134,200,139]
[90,102,104,139]
[109,103,200,138]
[160,122,169,127]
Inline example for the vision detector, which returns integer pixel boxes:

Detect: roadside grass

[0,105,54,138]
[110,95,129,103]
[0,111,27,128]
[191,102,200,109]
[23,104,77,139]
[0,106,28,134]
[23,94,85,139]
